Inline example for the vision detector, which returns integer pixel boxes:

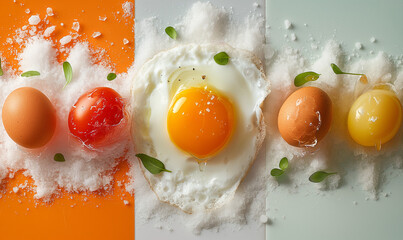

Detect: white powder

[99,16,107,22]
[0,37,133,200]
[133,1,266,235]
[28,15,41,25]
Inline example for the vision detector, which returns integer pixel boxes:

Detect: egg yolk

[167,87,234,159]
[348,89,402,150]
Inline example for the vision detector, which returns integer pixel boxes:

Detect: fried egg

[132,44,269,213]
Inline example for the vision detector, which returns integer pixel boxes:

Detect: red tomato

[68,87,126,149]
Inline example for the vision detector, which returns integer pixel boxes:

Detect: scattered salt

[99,16,107,21]
[92,32,101,38]
[284,19,292,29]
[60,23,64,26]
[123,38,129,45]
[28,15,41,25]
[0,38,132,200]
[72,21,80,32]
[46,7,54,16]
[25,9,30,14]
[355,42,363,50]
[123,200,129,205]
[44,26,56,37]
[60,35,72,45]
[13,187,19,193]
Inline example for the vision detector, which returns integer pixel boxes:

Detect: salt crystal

[13,187,19,193]
[370,37,376,43]
[60,35,72,45]
[43,26,56,37]
[92,32,101,38]
[29,26,37,35]
[123,200,129,205]
[28,15,41,25]
[60,23,64,26]
[290,33,297,41]
[259,214,269,224]
[99,16,107,21]
[72,21,80,32]
[25,9,30,14]
[284,19,292,29]
[253,3,259,8]
[122,1,134,17]
[355,42,363,50]
[123,38,129,45]
[6,38,13,44]
[46,7,54,16]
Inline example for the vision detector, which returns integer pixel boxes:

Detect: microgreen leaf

[54,153,66,162]
[309,171,336,183]
[294,71,320,87]
[330,63,364,76]
[136,153,172,174]
[214,52,230,65]
[165,26,177,40]
[0,58,3,76]
[270,168,284,177]
[107,73,117,81]
[63,61,73,89]
[279,157,289,171]
[21,71,40,77]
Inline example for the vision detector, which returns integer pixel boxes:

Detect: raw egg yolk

[167,87,234,159]
[348,89,402,150]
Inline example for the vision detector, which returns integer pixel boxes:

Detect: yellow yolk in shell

[348,89,402,150]
[167,87,235,160]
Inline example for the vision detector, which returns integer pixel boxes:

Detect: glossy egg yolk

[348,89,402,150]
[167,87,234,160]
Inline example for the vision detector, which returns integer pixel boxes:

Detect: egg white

[132,44,269,212]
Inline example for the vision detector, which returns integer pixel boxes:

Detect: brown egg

[2,87,57,149]
[278,86,332,148]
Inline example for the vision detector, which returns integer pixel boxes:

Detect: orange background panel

[0,0,134,240]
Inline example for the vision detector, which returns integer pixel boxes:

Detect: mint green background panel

[266,0,403,240]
